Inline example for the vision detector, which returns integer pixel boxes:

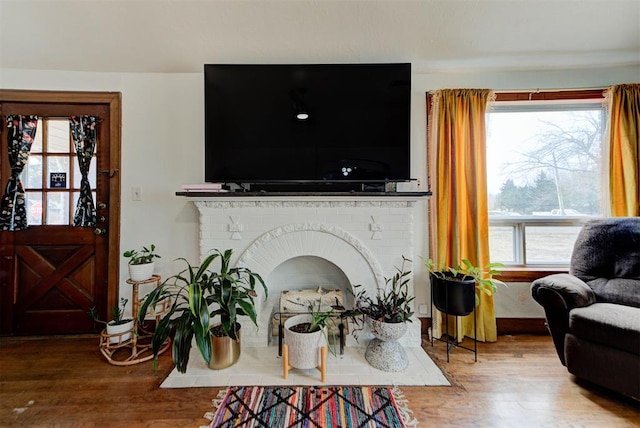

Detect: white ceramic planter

[364,316,409,372]
[366,316,408,341]
[284,314,326,369]
[128,262,155,282]
[106,319,134,344]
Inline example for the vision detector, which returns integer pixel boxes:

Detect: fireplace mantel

[176,191,431,198]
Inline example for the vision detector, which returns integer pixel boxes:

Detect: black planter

[431,273,476,316]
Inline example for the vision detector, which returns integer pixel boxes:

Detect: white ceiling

[1,0,639,74]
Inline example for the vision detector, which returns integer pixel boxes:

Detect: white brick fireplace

[190,196,426,348]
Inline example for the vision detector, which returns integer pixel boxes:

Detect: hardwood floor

[0,334,637,427]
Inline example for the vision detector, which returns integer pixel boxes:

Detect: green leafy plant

[344,256,415,328]
[308,302,337,333]
[286,298,343,333]
[88,298,130,326]
[424,258,507,305]
[123,244,161,265]
[138,248,267,373]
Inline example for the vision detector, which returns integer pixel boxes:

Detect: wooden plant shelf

[98,275,171,366]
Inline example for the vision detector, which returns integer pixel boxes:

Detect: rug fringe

[203,388,230,426]
[391,386,419,427]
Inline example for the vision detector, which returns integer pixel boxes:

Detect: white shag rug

[161,344,450,388]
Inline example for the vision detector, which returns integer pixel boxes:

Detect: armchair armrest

[531,274,596,365]
[531,273,596,310]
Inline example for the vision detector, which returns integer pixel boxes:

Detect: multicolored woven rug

[205,385,417,428]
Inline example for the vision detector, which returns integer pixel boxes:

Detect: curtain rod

[495,87,609,101]
[496,87,607,94]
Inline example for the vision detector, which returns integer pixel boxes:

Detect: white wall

[2,64,638,318]
[1,69,203,317]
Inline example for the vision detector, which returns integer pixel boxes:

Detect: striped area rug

[205,385,418,428]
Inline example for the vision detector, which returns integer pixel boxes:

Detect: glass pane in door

[23,156,43,189]
[26,192,43,226]
[31,119,43,153]
[46,192,69,225]
[47,120,70,153]
[47,156,70,189]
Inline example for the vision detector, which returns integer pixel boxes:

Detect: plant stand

[282,344,328,383]
[98,275,171,366]
[430,280,477,362]
[281,314,330,382]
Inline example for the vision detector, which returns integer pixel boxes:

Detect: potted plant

[282,300,339,381]
[123,244,161,281]
[138,248,267,373]
[88,298,134,344]
[424,258,506,316]
[343,256,415,372]
[355,258,414,322]
[284,300,344,369]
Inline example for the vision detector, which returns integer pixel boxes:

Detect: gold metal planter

[209,324,241,369]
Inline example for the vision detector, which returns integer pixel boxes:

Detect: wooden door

[0,91,121,335]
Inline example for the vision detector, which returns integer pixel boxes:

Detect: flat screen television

[204,63,411,191]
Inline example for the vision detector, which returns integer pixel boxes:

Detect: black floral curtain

[0,115,39,231]
[69,115,98,227]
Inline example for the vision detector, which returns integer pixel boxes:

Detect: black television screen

[204,63,411,190]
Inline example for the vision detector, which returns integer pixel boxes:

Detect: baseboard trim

[420,317,431,333]
[497,318,548,335]
[420,317,548,335]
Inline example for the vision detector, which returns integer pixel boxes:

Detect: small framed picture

[50,172,67,188]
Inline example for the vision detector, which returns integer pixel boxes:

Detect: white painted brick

[191,197,423,347]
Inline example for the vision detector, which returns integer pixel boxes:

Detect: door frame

[0,89,122,331]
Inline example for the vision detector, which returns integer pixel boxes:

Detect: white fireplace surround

[191,196,426,348]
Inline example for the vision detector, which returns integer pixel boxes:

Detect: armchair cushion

[585,277,640,308]
[569,303,640,355]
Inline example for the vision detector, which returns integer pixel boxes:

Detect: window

[22,118,97,226]
[487,90,605,268]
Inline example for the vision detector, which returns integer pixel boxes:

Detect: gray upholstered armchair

[531,217,640,401]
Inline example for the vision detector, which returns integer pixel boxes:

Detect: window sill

[495,267,569,283]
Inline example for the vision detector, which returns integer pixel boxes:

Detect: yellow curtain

[428,89,496,342]
[606,84,640,217]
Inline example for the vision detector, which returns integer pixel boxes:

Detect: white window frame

[488,90,606,270]
[489,216,594,267]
